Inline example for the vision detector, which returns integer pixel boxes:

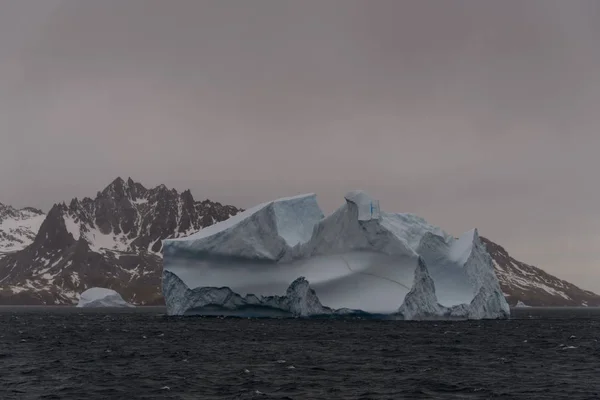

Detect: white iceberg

[76,287,135,308]
[162,191,509,320]
[515,300,531,308]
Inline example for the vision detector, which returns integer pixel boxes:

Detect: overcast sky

[1,0,600,290]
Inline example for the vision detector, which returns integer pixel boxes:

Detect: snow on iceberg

[77,287,134,308]
[162,191,510,320]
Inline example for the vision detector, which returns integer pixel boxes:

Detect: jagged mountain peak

[99,177,198,205]
[111,176,126,186]
[51,178,242,254]
[101,176,126,197]
[180,189,194,203]
[30,204,73,249]
[0,180,243,305]
[101,176,139,201]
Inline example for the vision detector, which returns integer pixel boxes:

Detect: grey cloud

[1,0,600,290]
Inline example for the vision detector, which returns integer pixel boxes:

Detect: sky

[1,0,600,291]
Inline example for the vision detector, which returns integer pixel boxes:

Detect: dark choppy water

[1,307,600,399]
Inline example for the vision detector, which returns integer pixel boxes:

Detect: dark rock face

[0,178,242,305]
[481,237,600,307]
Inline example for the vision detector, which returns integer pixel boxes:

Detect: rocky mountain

[1,180,598,307]
[481,237,600,307]
[0,178,241,305]
[0,203,45,255]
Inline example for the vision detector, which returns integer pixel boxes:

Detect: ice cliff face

[77,287,134,308]
[162,271,330,317]
[162,191,510,319]
[397,258,444,320]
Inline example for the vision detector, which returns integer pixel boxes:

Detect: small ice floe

[158,333,165,337]
[562,346,577,350]
[244,369,250,374]
[523,340,528,343]
[276,360,286,364]
[161,386,170,390]
[569,335,577,340]
[286,365,295,370]
[142,335,147,339]
[254,390,263,395]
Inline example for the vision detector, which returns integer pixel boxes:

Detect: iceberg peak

[449,228,478,265]
[343,190,380,221]
[77,287,134,308]
[285,277,329,317]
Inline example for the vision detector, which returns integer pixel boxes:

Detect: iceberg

[162,191,510,320]
[76,287,134,308]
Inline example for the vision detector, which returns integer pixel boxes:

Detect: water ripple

[0,311,599,399]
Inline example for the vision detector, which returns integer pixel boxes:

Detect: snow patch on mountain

[0,204,45,254]
[481,237,600,307]
[63,216,80,241]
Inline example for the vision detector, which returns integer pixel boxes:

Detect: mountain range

[0,178,240,305]
[1,177,598,307]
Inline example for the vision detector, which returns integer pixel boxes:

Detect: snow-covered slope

[0,204,45,254]
[0,178,242,305]
[481,237,600,307]
[77,287,134,308]
[163,191,510,319]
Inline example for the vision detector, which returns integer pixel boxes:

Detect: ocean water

[1,307,599,399]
